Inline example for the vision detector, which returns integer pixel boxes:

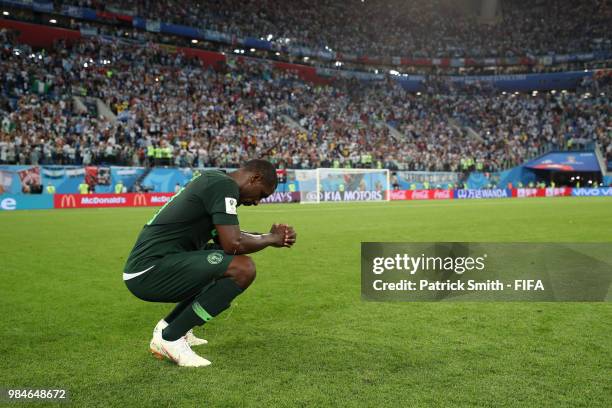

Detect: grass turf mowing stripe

[0,197,610,406]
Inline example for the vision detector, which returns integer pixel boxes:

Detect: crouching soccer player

[123,160,296,367]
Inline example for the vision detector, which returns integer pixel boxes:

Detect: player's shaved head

[243,159,277,189]
[231,159,277,206]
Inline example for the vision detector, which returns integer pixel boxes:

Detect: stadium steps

[133,166,153,192]
[462,124,483,142]
[446,117,482,143]
[447,118,466,136]
[72,96,88,114]
[383,123,403,141]
[280,114,308,133]
[73,96,111,121]
[446,116,483,142]
[95,98,117,123]
[594,144,609,175]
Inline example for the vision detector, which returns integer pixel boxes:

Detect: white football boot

[150,328,211,367]
[153,319,208,346]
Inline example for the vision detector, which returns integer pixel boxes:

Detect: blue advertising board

[571,188,612,197]
[0,194,53,211]
[524,152,601,172]
[454,189,512,199]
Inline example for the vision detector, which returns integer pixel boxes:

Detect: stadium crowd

[2,2,609,77]
[56,0,611,58]
[1,29,611,173]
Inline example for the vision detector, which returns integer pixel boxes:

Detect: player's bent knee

[225,255,256,289]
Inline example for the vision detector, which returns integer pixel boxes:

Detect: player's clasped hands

[270,223,297,248]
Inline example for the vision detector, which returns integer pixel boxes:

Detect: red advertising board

[389,190,409,200]
[54,193,174,209]
[53,187,576,209]
[390,189,453,200]
[515,188,540,198]
[514,188,572,198]
[0,19,81,48]
[431,189,454,200]
[544,187,572,197]
[409,190,432,200]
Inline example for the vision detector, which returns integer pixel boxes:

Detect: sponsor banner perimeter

[390,188,576,201]
[389,189,453,200]
[54,193,174,209]
[17,187,611,210]
[53,191,302,209]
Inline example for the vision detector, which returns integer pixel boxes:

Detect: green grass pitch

[1,197,611,407]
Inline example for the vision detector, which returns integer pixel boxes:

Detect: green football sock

[162,278,244,341]
[164,296,195,324]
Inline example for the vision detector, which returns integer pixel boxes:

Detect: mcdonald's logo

[133,194,147,207]
[60,194,77,208]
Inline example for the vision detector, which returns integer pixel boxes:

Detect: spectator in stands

[0,29,610,174]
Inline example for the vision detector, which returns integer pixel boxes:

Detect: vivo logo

[572,188,612,197]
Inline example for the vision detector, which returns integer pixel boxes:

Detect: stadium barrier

[0,188,606,211]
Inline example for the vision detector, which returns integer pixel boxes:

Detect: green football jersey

[124,170,239,272]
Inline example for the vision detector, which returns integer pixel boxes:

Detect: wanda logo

[60,195,77,208]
